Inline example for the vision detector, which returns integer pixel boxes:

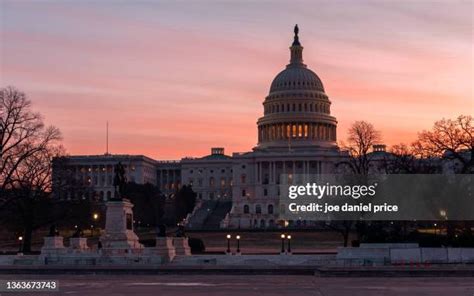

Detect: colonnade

[253,160,325,185]
[258,123,336,142]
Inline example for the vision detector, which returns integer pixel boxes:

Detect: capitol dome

[256,25,337,150]
[270,66,325,93]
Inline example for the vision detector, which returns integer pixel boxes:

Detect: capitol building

[53,26,345,229]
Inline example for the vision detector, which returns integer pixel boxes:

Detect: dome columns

[258,122,337,143]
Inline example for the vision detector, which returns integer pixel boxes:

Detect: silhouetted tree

[338,121,382,175]
[0,86,65,251]
[124,182,165,228]
[383,143,439,174]
[174,185,197,222]
[413,115,473,173]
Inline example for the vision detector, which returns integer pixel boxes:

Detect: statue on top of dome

[292,24,301,46]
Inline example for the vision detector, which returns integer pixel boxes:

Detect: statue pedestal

[70,238,89,250]
[100,199,143,255]
[144,237,176,263]
[40,236,67,260]
[42,236,65,249]
[173,237,191,256]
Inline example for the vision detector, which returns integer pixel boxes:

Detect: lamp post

[287,235,292,253]
[92,213,99,237]
[18,236,23,254]
[281,234,286,253]
[226,234,231,254]
[236,235,241,254]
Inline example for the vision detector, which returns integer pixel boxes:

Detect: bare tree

[0,86,64,251]
[339,121,382,175]
[414,115,473,173]
[383,143,439,174]
[327,121,381,246]
[0,86,61,207]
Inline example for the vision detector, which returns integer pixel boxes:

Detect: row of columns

[254,160,324,185]
[158,169,181,192]
[258,123,336,142]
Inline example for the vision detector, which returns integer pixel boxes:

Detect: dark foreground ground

[1,275,473,296]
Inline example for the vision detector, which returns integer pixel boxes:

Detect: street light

[281,234,286,253]
[92,213,99,237]
[226,234,231,253]
[236,235,241,253]
[287,235,292,253]
[18,236,23,253]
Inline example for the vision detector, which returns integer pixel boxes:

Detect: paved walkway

[1,274,473,295]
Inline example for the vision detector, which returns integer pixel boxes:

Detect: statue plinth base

[42,236,65,249]
[144,237,176,263]
[100,198,143,255]
[173,237,191,256]
[70,237,89,250]
[40,236,67,259]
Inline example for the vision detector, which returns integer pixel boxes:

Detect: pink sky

[1,1,472,159]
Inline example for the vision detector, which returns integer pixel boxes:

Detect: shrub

[188,237,205,253]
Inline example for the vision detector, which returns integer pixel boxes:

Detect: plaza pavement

[1,274,473,296]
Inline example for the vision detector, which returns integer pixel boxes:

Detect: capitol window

[268,205,274,214]
[256,205,262,214]
[243,205,250,214]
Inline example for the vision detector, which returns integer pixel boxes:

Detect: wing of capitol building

[52,25,390,229]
